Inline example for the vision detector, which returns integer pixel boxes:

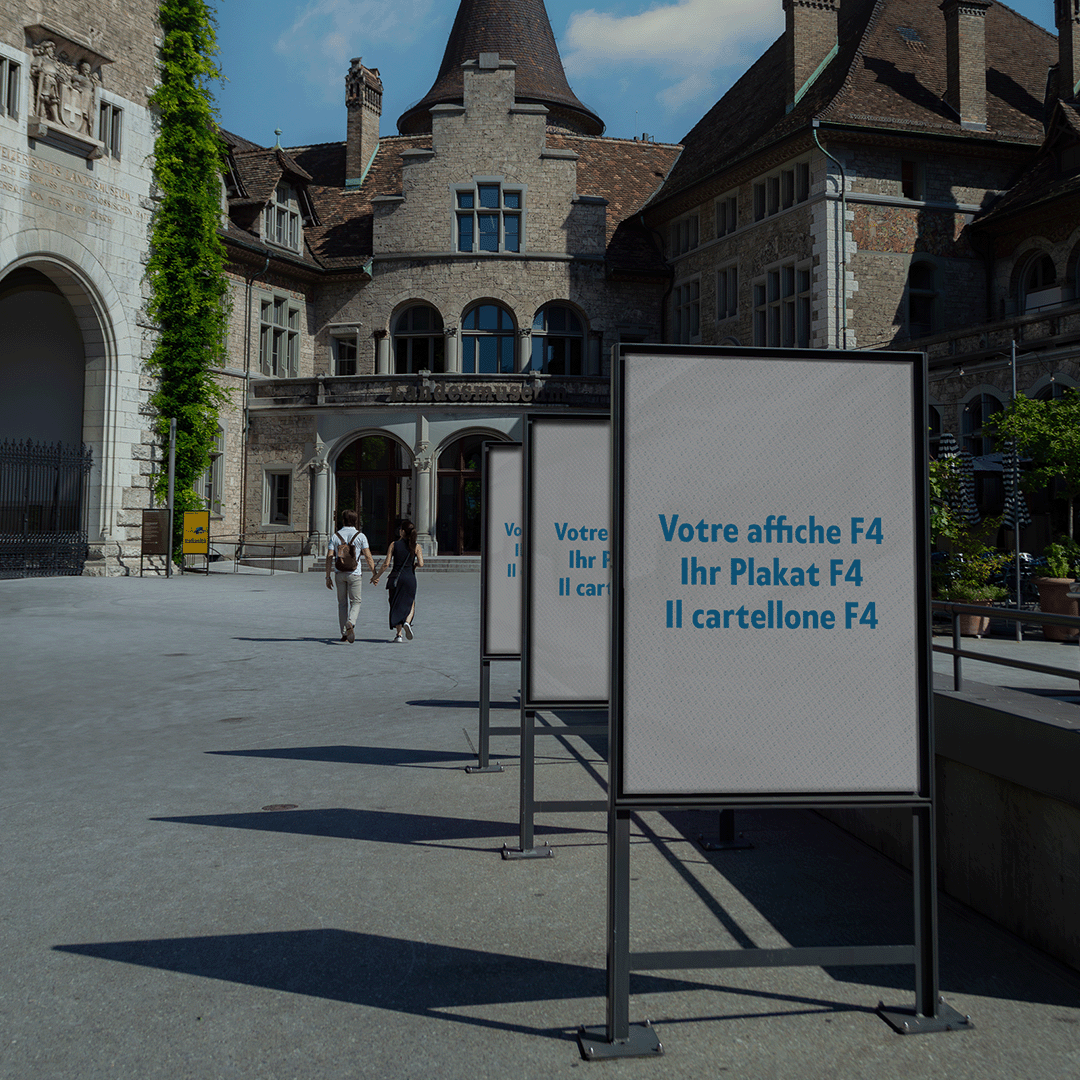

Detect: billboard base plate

[577,1023,662,1059]
[465,764,504,773]
[877,1000,972,1034]
[501,843,553,860]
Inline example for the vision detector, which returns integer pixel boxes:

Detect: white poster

[525,417,611,706]
[618,352,925,798]
[482,442,522,658]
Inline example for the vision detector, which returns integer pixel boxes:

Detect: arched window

[907,261,937,339]
[335,435,413,555]
[1021,254,1056,313]
[393,305,444,373]
[461,303,515,374]
[961,392,1003,458]
[436,435,485,555]
[531,304,585,375]
[1034,379,1070,401]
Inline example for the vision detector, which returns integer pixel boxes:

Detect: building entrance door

[436,434,484,555]
[335,436,412,555]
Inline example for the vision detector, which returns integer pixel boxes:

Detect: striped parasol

[1002,447,1031,531]
[956,450,981,526]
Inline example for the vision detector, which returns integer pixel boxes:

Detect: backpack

[334,531,359,573]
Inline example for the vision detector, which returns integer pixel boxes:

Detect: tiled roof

[397,0,603,136]
[973,101,1080,226]
[548,133,681,270]
[223,129,679,274]
[288,136,432,270]
[651,0,1057,212]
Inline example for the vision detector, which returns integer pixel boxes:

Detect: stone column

[413,441,435,555]
[589,331,603,376]
[445,325,459,373]
[517,327,533,372]
[375,330,390,375]
[309,457,331,557]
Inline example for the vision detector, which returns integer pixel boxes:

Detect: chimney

[345,58,382,188]
[784,0,839,110]
[1057,0,1080,101]
[940,0,990,129]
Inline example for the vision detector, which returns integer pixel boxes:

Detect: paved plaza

[1,569,1079,1079]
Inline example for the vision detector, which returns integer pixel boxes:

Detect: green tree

[146,0,230,556]
[989,390,1080,540]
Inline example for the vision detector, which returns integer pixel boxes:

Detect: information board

[141,509,169,556]
[481,441,523,659]
[182,510,210,555]
[613,347,929,805]
[524,415,611,708]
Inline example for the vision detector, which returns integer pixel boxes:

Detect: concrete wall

[822,687,1080,973]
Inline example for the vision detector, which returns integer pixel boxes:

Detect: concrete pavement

[1,569,1078,1079]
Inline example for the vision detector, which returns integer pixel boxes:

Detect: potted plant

[932,516,1008,636]
[1032,540,1079,640]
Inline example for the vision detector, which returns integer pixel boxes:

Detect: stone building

[219,0,680,560]
[1,3,159,574]
[641,0,1080,545]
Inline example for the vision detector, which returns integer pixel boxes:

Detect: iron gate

[0,439,93,578]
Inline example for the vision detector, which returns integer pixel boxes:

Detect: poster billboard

[523,415,611,709]
[481,441,522,659]
[612,347,930,806]
[182,510,210,556]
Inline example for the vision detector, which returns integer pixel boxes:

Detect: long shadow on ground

[152,807,597,846]
[53,929,868,1040]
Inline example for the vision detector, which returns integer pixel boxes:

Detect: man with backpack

[325,509,376,642]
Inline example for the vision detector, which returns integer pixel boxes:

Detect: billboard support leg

[502,707,551,859]
[578,808,662,1059]
[467,659,503,773]
[877,805,973,1034]
[698,809,754,851]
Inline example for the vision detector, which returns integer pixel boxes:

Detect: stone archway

[0,268,86,446]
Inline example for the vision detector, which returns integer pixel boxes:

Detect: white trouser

[335,572,362,631]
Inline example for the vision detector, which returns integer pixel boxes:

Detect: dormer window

[264,181,301,251]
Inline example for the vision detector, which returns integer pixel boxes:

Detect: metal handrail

[198,532,312,575]
[931,601,1080,691]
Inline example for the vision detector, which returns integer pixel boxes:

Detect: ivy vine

[146,0,230,553]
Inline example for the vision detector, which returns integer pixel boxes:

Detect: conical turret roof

[397,0,603,136]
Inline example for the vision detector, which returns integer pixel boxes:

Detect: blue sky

[212,0,1058,150]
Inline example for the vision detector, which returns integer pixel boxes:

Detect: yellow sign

[183,510,211,555]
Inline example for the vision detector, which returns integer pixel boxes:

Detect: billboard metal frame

[504,413,610,858]
[579,345,969,1059]
[610,345,933,809]
[470,441,523,774]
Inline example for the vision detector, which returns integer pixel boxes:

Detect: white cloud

[274,0,437,102]
[563,0,782,116]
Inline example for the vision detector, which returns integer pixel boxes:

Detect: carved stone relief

[24,25,112,153]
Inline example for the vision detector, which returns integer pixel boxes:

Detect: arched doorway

[0,267,93,576]
[0,268,86,445]
[436,434,485,555]
[334,435,412,556]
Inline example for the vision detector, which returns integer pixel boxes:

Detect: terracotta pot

[957,607,991,637]
[1032,577,1079,640]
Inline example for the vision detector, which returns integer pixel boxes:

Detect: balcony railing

[250,372,610,409]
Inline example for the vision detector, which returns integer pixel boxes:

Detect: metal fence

[0,439,92,578]
[932,600,1080,691]
[190,532,313,575]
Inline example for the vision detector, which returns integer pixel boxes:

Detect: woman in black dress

[372,520,424,642]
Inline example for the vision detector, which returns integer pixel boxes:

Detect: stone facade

[222,29,679,559]
[1,3,158,574]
